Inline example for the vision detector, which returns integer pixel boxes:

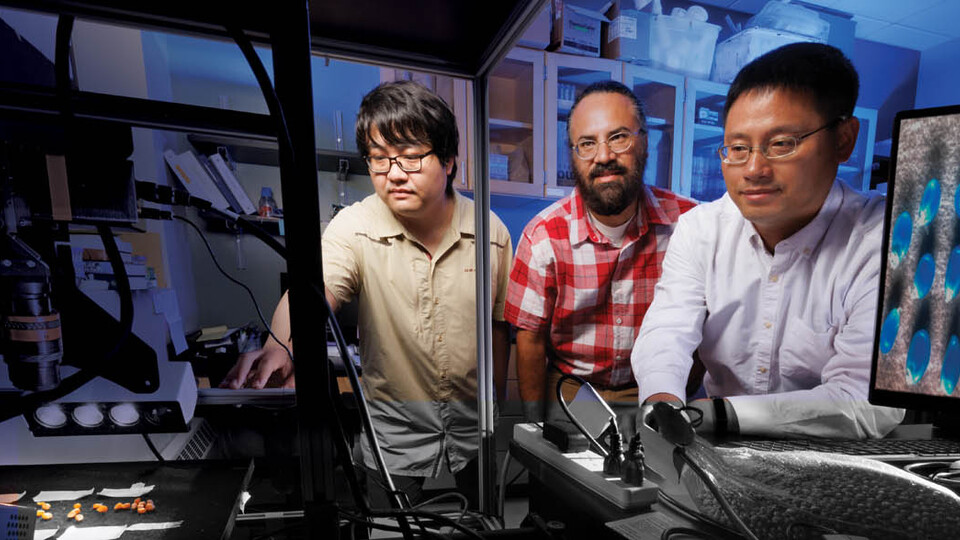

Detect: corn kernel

[41,512,52,520]
[75,514,84,522]
[137,506,146,514]
[67,509,78,519]
[41,503,50,511]
[73,503,81,509]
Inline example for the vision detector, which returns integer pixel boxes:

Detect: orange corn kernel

[114,502,123,510]
[67,509,79,519]
[73,503,81,509]
[132,498,141,505]
[96,506,107,513]
[75,514,84,522]
[40,503,50,511]
[144,502,155,511]
[36,510,43,517]
[41,512,52,520]
[137,506,146,514]
[121,503,131,509]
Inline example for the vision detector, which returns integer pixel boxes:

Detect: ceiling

[696,0,960,51]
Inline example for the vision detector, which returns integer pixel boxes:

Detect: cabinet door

[544,53,623,198]
[680,77,729,202]
[622,65,684,192]
[380,68,473,190]
[839,106,878,191]
[487,47,545,197]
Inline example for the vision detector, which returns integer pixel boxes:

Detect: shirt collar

[364,191,470,239]
[746,179,844,256]
[571,185,673,246]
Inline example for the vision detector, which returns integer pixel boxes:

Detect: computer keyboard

[725,437,960,459]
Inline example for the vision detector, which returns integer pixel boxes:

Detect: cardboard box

[551,1,607,57]
[601,1,652,64]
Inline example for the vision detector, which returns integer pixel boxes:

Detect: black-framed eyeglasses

[365,151,434,173]
[571,129,645,161]
[717,115,849,165]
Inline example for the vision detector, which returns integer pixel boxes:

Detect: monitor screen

[871,104,960,413]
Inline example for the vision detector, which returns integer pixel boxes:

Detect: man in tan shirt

[221,81,513,507]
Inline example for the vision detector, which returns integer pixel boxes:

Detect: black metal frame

[0,0,548,533]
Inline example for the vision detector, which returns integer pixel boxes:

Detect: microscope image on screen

[876,111,960,397]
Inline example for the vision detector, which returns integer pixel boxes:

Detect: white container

[711,27,821,84]
[648,14,721,80]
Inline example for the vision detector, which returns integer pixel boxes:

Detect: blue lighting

[890,212,912,267]
[914,253,936,299]
[906,329,931,385]
[942,336,960,395]
[947,247,960,301]
[879,308,900,354]
[919,178,941,226]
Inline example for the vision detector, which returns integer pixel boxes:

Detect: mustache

[589,163,627,180]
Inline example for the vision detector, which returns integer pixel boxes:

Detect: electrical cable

[172,215,293,364]
[224,24,414,537]
[342,508,486,540]
[142,433,165,462]
[656,491,741,539]
[660,527,714,540]
[673,449,759,540]
[555,372,610,457]
[0,227,135,423]
[496,451,512,523]
[412,491,470,529]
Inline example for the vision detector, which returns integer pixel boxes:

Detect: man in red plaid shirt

[505,81,696,421]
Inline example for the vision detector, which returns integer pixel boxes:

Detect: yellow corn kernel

[75,514,84,522]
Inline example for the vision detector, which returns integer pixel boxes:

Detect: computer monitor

[870,104,960,430]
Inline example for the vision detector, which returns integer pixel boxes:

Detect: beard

[574,154,646,216]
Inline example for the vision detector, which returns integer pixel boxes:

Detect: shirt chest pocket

[778,319,836,386]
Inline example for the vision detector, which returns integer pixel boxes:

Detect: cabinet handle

[461,160,466,186]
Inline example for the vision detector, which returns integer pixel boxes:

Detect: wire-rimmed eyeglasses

[717,116,849,165]
[571,129,645,161]
[365,151,434,173]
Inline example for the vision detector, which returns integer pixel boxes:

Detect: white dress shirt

[632,180,904,438]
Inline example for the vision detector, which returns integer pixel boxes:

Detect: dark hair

[723,43,859,125]
[356,80,459,194]
[568,80,647,139]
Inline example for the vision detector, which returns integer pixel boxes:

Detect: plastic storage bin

[648,14,720,79]
[712,27,820,83]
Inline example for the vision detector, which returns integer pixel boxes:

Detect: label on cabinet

[610,15,637,42]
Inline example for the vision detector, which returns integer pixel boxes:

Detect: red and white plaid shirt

[505,185,696,389]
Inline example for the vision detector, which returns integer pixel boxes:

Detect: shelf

[188,133,367,175]
[200,209,285,237]
[694,123,724,136]
[490,117,533,130]
[490,118,534,145]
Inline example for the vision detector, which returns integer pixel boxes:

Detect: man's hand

[219,346,295,389]
[686,398,738,435]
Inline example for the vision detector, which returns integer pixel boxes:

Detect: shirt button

[758,367,768,374]
[438,335,443,342]
[434,297,439,304]
[616,317,622,324]
[764,322,772,329]
[769,275,779,283]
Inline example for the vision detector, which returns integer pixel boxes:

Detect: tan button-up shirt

[322,192,512,476]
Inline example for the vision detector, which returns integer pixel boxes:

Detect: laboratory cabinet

[545,52,623,197]
[621,64,685,192]
[679,74,878,202]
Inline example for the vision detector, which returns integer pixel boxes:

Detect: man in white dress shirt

[631,43,904,439]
